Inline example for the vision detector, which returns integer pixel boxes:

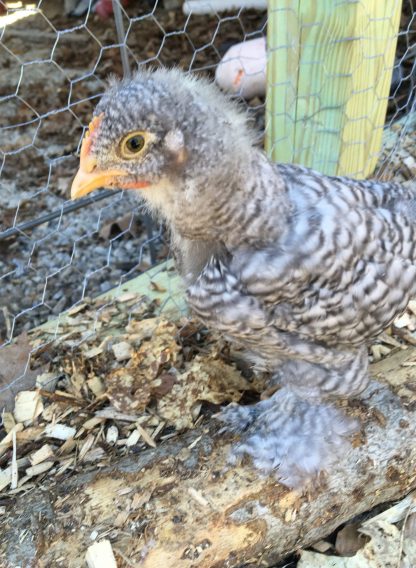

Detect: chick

[71,68,416,487]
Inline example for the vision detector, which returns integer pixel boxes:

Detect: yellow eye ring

[120,131,147,158]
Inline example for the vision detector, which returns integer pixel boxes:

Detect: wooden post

[266,0,402,178]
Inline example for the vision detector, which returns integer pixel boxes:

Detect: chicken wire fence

[0,0,415,398]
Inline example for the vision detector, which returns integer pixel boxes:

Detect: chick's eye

[121,132,146,157]
[126,135,144,152]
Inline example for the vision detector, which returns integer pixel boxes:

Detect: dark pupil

[126,135,144,153]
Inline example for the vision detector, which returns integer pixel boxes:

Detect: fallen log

[1,346,416,568]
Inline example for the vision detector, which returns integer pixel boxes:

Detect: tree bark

[1,347,416,568]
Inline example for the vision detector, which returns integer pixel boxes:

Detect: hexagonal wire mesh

[0,0,415,400]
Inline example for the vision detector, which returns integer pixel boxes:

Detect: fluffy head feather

[74,67,287,247]
[94,69,252,190]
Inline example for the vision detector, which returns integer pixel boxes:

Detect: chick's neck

[171,147,291,250]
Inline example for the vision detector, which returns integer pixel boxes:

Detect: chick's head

[71,68,250,219]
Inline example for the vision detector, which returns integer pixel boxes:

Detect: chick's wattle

[71,68,416,487]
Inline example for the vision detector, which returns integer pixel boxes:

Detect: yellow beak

[71,113,128,200]
[71,163,127,199]
[71,114,151,199]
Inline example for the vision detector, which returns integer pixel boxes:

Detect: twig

[396,498,414,568]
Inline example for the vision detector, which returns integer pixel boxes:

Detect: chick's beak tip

[70,167,128,200]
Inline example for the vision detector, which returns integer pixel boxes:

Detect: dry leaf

[299,493,416,567]
[335,523,368,556]
[0,333,45,412]
[156,355,256,430]
[98,212,141,240]
[106,369,151,413]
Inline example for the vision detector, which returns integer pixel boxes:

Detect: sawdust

[0,292,262,496]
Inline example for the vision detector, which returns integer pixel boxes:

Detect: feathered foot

[217,386,359,488]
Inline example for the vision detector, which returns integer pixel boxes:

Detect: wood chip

[82,417,106,431]
[2,412,16,433]
[36,372,59,393]
[187,487,210,508]
[25,461,54,478]
[126,429,141,447]
[394,312,413,329]
[403,155,416,174]
[408,300,416,317]
[114,510,130,528]
[117,486,134,496]
[82,447,105,463]
[106,425,119,445]
[117,292,138,303]
[16,456,30,469]
[131,490,152,510]
[44,423,76,441]
[85,539,118,568]
[16,426,43,444]
[311,540,332,553]
[0,424,24,457]
[188,435,202,450]
[55,458,75,476]
[84,346,105,359]
[67,303,88,316]
[57,437,76,456]
[14,391,44,424]
[0,467,12,492]
[29,444,55,466]
[393,325,416,347]
[379,332,403,348]
[95,408,140,422]
[135,423,156,448]
[79,434,95,461]
[112,341,132,362]
[371,344,391,362]
[87,377,105,396]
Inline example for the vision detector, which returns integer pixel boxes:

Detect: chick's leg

[219,346,369,488]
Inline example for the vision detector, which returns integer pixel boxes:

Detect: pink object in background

[95,0,130,19]
[215,37,267,99]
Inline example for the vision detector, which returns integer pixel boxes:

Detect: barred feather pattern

[87,69,416,487]
[186,162,416,486]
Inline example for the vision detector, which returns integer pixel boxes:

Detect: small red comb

[80,113,104,162]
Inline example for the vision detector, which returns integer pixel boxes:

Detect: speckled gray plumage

[87,68,416,487]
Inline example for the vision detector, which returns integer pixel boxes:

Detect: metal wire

[112,0,131,78]
[0,189,119,240]
[0,0,414,374]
